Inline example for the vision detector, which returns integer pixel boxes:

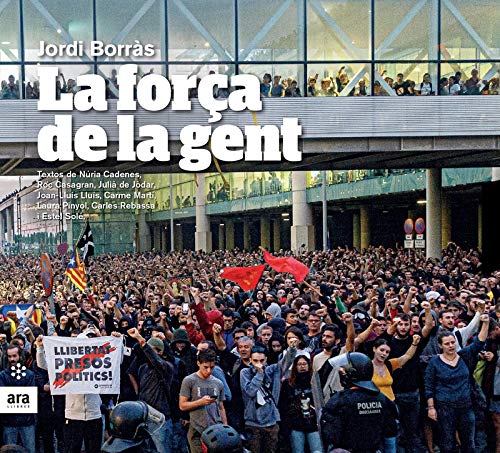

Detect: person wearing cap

[127,328,174,453]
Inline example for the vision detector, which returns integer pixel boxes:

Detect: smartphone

[182,302,189,315]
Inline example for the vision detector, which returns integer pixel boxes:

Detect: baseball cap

[147,337,164,353]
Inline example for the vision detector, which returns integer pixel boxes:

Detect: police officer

[320,352,398,453]
[102,401,165,453]
[201,424,245,453]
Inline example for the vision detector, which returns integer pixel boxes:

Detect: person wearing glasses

[279,355,323,453]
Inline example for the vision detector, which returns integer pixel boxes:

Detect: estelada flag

[221,265,266,291]
[262,249,309,283]
[65,249,87,292]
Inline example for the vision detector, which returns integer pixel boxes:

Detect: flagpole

[322,170,328,252]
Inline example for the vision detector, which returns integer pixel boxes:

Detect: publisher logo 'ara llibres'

[0,387,38,414]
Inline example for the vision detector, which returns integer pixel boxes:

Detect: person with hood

[265,303,281,321]
[267,332,285,365]
[171,327,198,375]
[279,355,323,453]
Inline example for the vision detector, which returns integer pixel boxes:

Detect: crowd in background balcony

[2,67,499,100]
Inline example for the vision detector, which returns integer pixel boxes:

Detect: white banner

[43,336,123,395]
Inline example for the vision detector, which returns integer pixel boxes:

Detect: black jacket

[321,387,398,453]
[136,343,173,419]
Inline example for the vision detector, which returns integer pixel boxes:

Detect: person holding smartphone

[179,349,227,453]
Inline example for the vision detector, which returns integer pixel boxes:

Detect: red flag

[221,265,266,291]
[262,250,309,283]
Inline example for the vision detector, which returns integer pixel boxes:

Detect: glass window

[172,180,196,209]
[307,0,370,61]
[24,0,93,61]
[262,171,290,195]
[206,174,229,203]
[24,64,93,99]
[238,0,304,61]
[246,172,263,197]
[375,0,437,61]
[441,0,500,60]
[374,63,436,96]
[307,63,370,96]
[97,64,165,99]
[440,62,499,95]
[239,64,304,97]
[96,0,164,61]
[0,0,20,62]
[229,173,246,200]
[0,65,20,99]
[168,0,234,62]
[168,63,235,78]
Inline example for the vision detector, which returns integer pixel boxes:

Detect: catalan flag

[65,249,87,292]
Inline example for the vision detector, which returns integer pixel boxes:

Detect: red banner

[262,250,309,283]
[221,265,266,291]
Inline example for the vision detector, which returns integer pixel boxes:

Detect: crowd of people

[2,67,499,100]
[260,68,499,97]
[0,242,500,452]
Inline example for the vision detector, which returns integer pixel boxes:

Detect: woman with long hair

[425,315,490,453]
[279,355,323,453]
[372,336,421,453]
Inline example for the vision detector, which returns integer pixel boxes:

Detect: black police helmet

[109,401,148,441]
[201,424,243,453]
[339,352,378,392]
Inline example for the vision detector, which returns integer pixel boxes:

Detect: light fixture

[176,223,181,226]
[281,212,289,217]
[57,29,62,34]
[1,41,11,45]
[417,200,427,204]
[220,223,225,226]
[204,42,210,48]
[283,218,290,222]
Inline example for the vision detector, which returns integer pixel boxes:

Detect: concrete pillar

[195,174,212,251]
[360,206,370,250]
[136,212,151,252]
[6,207,13,243]
[352,211,361,250]
[291,172,314,252]
[243,221,251,250]
[225,219,235,250]
[478,202,483,251]
[426,169,442,259]
[218,224,225,250]
[492,168,500,182]
[153,225,161,251]
[174,225,183,251]
[0,211,6,246]
[441,194,451,248]
[260,216,271,249]
[161,226,167,251]
[273,219,281,251]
